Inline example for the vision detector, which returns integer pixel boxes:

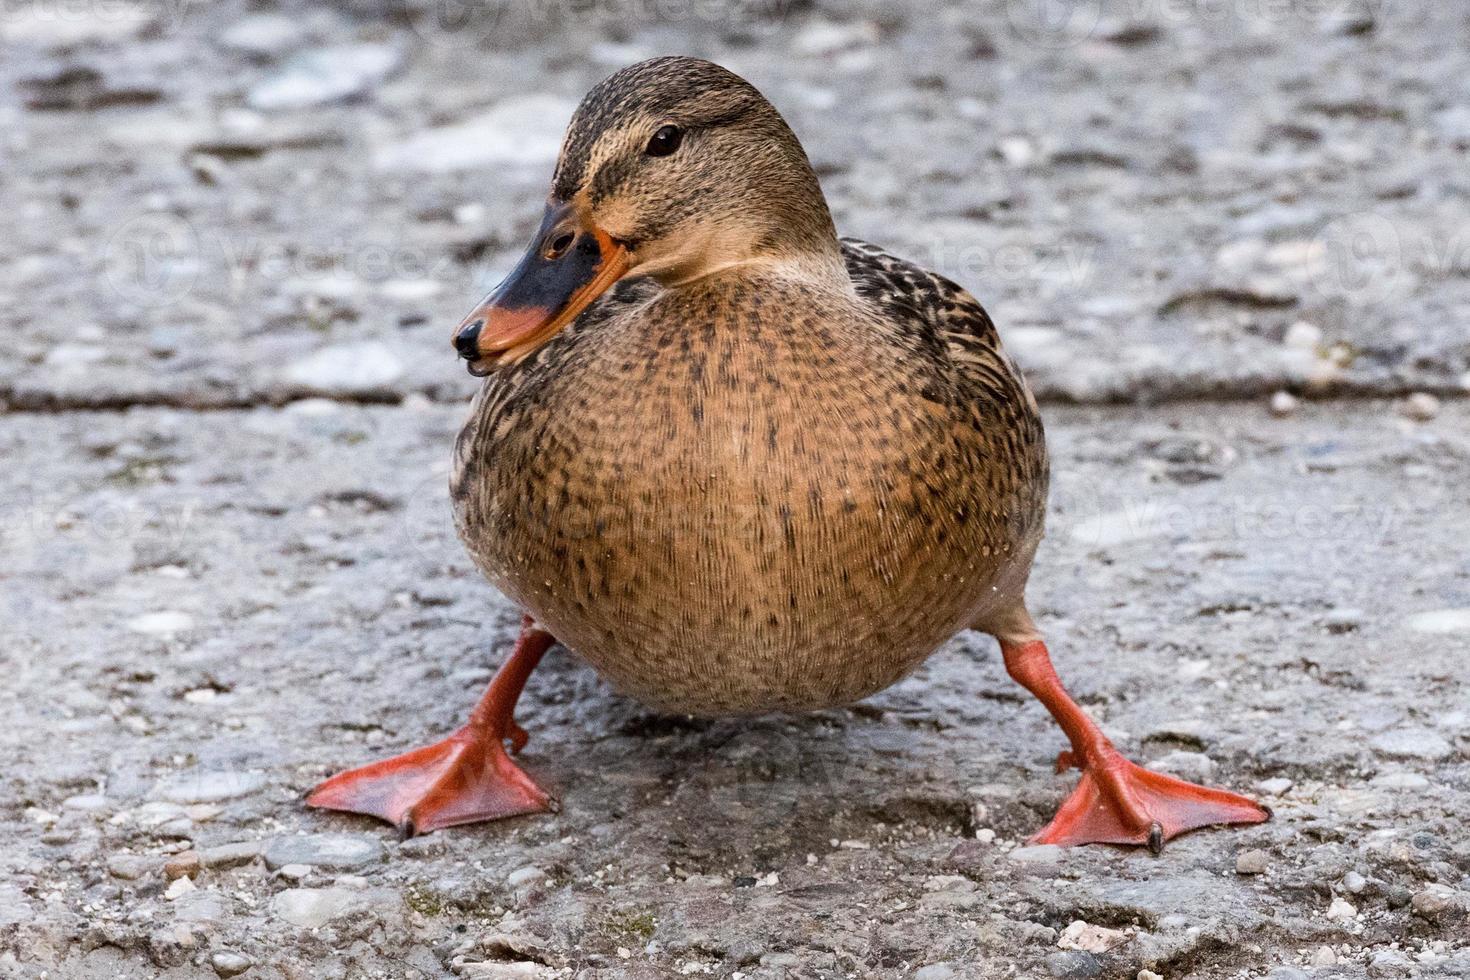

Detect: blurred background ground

[0,1,1467,978]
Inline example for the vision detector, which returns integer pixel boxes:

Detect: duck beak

[452,201,630,376]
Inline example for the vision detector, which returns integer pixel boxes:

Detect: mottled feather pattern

[451,241,1049,715]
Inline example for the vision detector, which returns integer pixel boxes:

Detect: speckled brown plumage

[313,57,1270,848]
[450,59,1049,715]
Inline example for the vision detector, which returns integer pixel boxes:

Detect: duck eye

[545,231,575,260]
[645,124,683,157]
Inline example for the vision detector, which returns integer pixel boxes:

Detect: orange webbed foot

[308,616,557,835]
[1031,752,1269,852]
[307,726,554,835]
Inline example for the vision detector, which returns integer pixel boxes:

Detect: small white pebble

[507,865,547,887]
[1235,849,1270,875]
[127,611,195,635]
[1400,392,1440,421]
[1283,320,1323,350]
[163,876,196,900]
[1326,897,1358,920]
[1269,390,1299,417]
[1313,946,1338,966]
[1256,777,1293,796]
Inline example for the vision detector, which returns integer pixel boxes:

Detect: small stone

[506,865,547,888]
[997,135,1038,167]
[25,807,58,825]
[1312,946,1338,967]
[1008,844,1064,864]
[1370,728,1453,761]
[1411,884,1464,923]
[107,853,156,880]
[1045,950,1102,979]
[282,342,404,396]
[248,43,402,110]
[155,817,196,839]
[1399,392,1440,421]
[915,965,957,980]
[1057,920,1128,953]
[1256,777,1293,796]
[1266,970,1308,980]
[1269,390,1299,417]
[62,793,108,812]
[1343,871,1368,894]
[210,950,254,978]
[1371,771,1430,790]
[163,851,201,880]
[461,965,553,979]
[1283,321,1323,350]
[218,14,299,57]
[173,889,228,925]
[1368,950,1413,977]
[271,887,357,928]
[264,833,384,871]
[200,841,263,869]
[1326,897,1357,921]
[155,770,266,804]
[923,875,975,893]
[790,19,878,56]
[1147,750,1216,781]
[127,611,194,635]
[164,876,197,900]
[1406,608,1470,635]
[395,836,445,859]
[1138,972,1164,980]
[1323,608,1364,634]
[374,96,576,173]
[1236,849,1271,875]
[277,863,313,881]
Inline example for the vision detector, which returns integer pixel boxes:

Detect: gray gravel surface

[3,400,1468,978]
[3,1,1469,978]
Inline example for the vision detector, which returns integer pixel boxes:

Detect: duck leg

[308,616,556,835]
[1000,637,1268,851]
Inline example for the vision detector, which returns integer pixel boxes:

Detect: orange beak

[452,201,630,376]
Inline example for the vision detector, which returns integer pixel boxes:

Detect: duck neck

[644,190,847,290]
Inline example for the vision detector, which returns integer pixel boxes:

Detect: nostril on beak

[454,320,483,359]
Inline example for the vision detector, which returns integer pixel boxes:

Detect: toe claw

[1031,755,1269,850]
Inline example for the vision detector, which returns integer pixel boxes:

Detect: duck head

[453,56,841,375]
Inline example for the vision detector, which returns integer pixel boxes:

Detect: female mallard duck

[309,56,1267,848]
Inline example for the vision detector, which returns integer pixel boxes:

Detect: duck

[308,56,1268,849]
